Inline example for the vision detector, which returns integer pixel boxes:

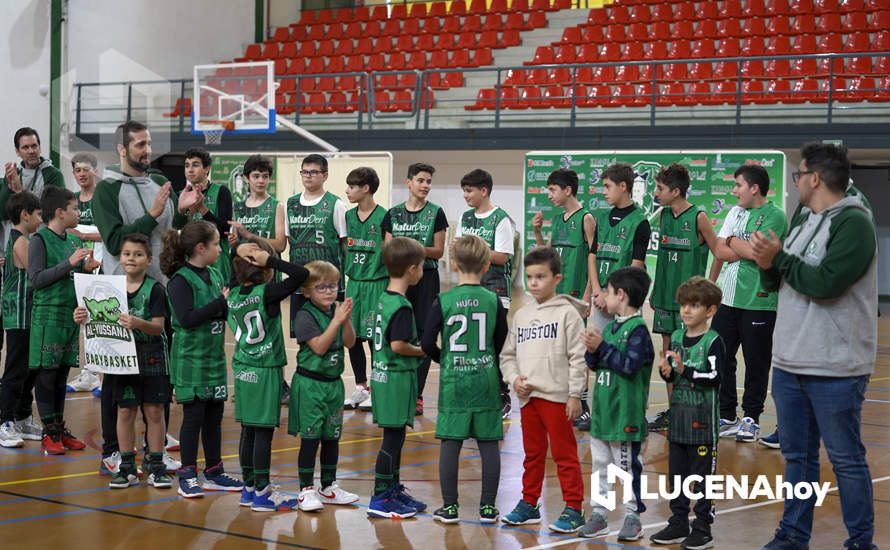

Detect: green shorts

[653,308,683,335]
[29,324,79,369]
[436,409,504,441]
[346,278,387,341]
[287,372,344,439]
[370,369,416,428]
[234,364,283,427]
[174,382,228,404]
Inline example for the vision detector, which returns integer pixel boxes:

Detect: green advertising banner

[212,154,278,204]
[523,150,787,272]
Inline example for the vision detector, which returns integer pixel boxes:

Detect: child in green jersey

[578,267,654,541]
[650,277,724,549]
[588,163,651,331]
[367,237,427,519]
[289,260,359,511]
[228,155,286,254]
[183,148,233,284]
[456,168,514,418]
[162,221,243,498]
[29,186,100,455]
[227,239,308,512]
[647,164,719,434]
[0,191,41,448]
[74,234,171,489]
[343,167,387,412]
[421,235,509,525]
[382,163,448,416]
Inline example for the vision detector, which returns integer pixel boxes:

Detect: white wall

[0,0,52,166]
[269,0,301,34]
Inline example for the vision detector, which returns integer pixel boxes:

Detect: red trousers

[520,397,584,510]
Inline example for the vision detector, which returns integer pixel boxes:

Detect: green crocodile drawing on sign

[84,296,121,324]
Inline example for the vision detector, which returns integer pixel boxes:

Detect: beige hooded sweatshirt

[499,294,588,408]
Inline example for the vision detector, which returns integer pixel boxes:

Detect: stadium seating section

[170,0,890,118]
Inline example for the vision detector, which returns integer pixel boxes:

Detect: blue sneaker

[736,416,760,442]
[548,506,585,533]
[393,483,427,512]
[177,467,204,498]
[759,429,780,449]
[368,487,417,519]
[251,485,299,512]
[202,463,243,492]
[239,486,255,507]
[501,499,542,525]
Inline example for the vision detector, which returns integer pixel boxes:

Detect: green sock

[298,467,315,489]
[320,464,336,490]
[374,473,392,496]
[254,469,270,491]
[149,451,163,474]
[120,451,136,474]
[241,466,255,488]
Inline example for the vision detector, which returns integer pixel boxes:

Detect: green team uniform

[459,208,513,302]
[345,205,388,340]
[234,196,278,240]
[668,329,721,445]
[652,206,709,334]
[75,191,96,250]
[550,207,592,298]
[589,315,652,442]
[190,182,231,283]
[168,265,227,402]
[287,191,343,287]
[29,228,84,369]
[228,283,286,427]
[288,301,345,439]
[371,292,419,428]
[718,202,787,310]
[387,201,442,270]
[3,230,32,330]
[435,285,503,441]
[128,277,168,376]
[594,205,647,287]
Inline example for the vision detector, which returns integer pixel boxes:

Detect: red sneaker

[415,397,424,416]
[42,433,66,455]
[60,425,86,451]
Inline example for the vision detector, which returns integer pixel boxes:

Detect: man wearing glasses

[752,142,877,550]
[286,154,347,336]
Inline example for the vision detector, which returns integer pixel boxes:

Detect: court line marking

[520,476,890,550]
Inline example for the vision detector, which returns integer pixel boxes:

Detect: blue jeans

[771,367,874,549]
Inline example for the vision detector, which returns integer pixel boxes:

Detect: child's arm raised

[303,298,354,356]
[593,325,655,377]
[420,298,443,363]
[28,234,90,288]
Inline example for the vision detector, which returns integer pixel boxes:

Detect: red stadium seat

[630,4,651,22]
[842,32,870,53]
[605,25,626,43]
[789,78,821,103]
[609,4,630,24]
[478,30,498,49]
[469,0,486,13]
[490,0,508,11]
[767,0,793,14]
[582,83,611,107]
[764,59,791,77]
[791,0,814,11]
[428,1,447,17]
[876,75,890,100]
[450,49,471,68]
[587,9,607,26]
[464,15,483,33]
[523,86,549,109]
[650,22,671,41]
[718,1,743,18]
[688,62,713,80]
[531,0,556,12]
[592,65,616,83]
[407,51,427,69]
[525,45,554,65]
[717,18,742,38]
[542,85,566,108]
[695,20,719,39]
[554,44,577,63]
[690,82,717,105]
[599,43,621,62]
[792,57,818,75]
[765,79,792,101]
[548,67,572,85]
[430,50,449,68]
[699,1,719,19]
[367,53,386,72]
[645,41,669,60]
[740,37,765,56]
[577,43,598,62]
[842,56,873,75]
[691,39,716,58]
[327,56,345,73]
[873,31,890,50]
[673,2,696,21]
[872,10,890,30]
[387,52,407,70]
[712,81,738,104]
[819,13,842,33]
[792,34,817,54]
[628,23,648,42]
[743,0,767,16]
[713,61,740,79]
[354,38,373,56]
[317,9,335,25]
[512,0,531,12]
[652,4,673,22]
[742,60,764,78]
[501,29,521,47]
[766,36,791,55]
[465,88,496,110]
[272,27,290,42]
[742,18,767,36]
[297,41,316,58]
[818,33,844,52]
[621,42,644,61]
[789,14,814,35]
[506,12,530,31]
[315,40,334,58]
[390,4,408,19]
[717,38,741,57]
[610,83,638,107]
[667,41,691,59]
[674,21,694,40]
[450,0,467,15]
[661,63,689,81]
[615,64,640,82]
[559,27,582,44]
[767,16,791,35]
[658,83,689,106]
[456,32,477,51]
[435,34,456,50]
[844,11,869,30]
[484,13,504,29]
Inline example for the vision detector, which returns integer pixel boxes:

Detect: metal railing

[72,51,890,137]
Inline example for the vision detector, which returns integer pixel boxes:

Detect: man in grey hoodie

[93,121,193,285]
[752,142,877,550]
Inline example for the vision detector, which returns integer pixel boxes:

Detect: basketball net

[200,120,234,145]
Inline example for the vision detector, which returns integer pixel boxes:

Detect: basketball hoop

[199,120,234,145]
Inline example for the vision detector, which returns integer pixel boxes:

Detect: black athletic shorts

[114,374,171,407]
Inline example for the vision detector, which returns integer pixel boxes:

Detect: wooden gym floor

[1,297,888,549]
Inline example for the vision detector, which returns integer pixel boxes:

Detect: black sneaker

[433,503,459,524]
[479,503,499,523]
[573,410,591,431]
[650,517,690,544]
[648,409,670,432]
[680,528,714,550]
[501,392,512,419]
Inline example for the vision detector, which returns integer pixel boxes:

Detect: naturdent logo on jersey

[591,464,831,512]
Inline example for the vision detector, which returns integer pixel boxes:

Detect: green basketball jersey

[589,315,652,442]
[718,202,787,310]
[437,284,501,413]
[551,208,591,297]
[345,205,387,281]
[594,206,646,287]
[169,266,227,388]
[227,283,286,368]
[652,206,709,311]
[387,202,442,270]
[234,196,278,240]
[76,191,93,226]
[190,183,231,282]
[459,208,513,300]
[2,230,31,329]
[297,301,344,378]
[32,227,83,327]
[371,291,418,374]
[668,329,720,445]
[128,277,168,376]
[286,191,342,268]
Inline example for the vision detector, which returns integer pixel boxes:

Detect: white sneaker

[344,385,370,409]
[102,451,122,476]
[14,416,42,441]
[66,370,100,392]
[164,433,180,452]
[317,482,359,505]
[0,421,24,448]
[736,416,760,442]
[163,452,182,472]
[297,486,324,511]
[719,417,741,438]
[358,391,373,412]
